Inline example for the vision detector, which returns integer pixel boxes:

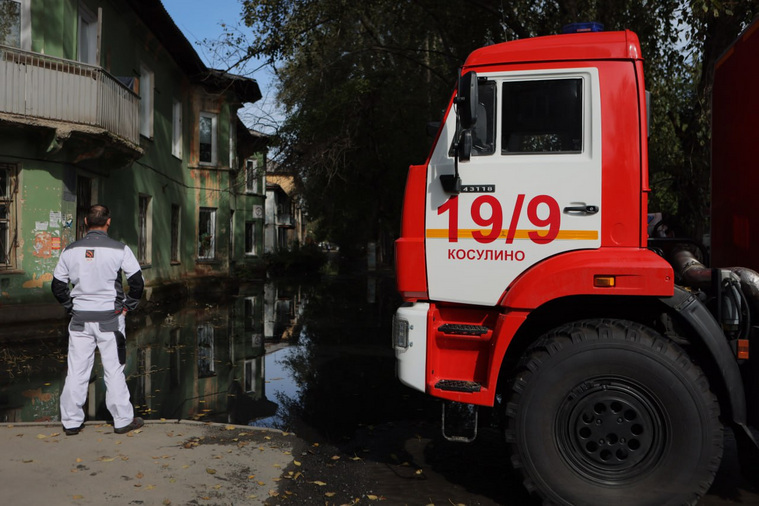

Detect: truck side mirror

[456,71,478,130]
[458,130,472,162]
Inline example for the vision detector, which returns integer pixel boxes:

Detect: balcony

[0,44,140,147]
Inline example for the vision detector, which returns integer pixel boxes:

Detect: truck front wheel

[506,319,723,506]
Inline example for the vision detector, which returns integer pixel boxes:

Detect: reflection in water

[0,280,307,426]
[0,276,428,443]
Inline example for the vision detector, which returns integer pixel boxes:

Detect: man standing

[51,204,145,435]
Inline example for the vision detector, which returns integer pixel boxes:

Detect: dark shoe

[114,417,144,434]
[63,424,84,436]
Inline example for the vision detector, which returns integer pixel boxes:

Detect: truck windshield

[502,78,583,154]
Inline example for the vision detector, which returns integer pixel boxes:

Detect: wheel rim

[556,377,667,483]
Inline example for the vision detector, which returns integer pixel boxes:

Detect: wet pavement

[1,274,758,505]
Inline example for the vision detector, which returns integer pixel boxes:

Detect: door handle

[563,205,599,215]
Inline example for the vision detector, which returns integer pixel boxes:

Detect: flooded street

[1,274,757,505]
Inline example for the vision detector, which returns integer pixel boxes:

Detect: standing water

[0,275,428,437]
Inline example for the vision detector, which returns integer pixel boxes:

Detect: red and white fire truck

[393,21,759,505]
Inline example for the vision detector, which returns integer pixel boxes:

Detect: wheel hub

[557,378,666,481]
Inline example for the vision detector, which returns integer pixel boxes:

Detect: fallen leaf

[146,485,155,490]
[72,495,83,500]
[225,425,236,431]
[206,468,216,475]
[367,495,378,500]
[36,434,47,439]
[247,475,256,480]
[268,490,279,497]
[325,492,336,497]
[312,481,327,486]
[99,457,115,462]
[136,472,144,479]
[331,455,340,461]
[294,460,301,466]
[76,458,83,463]
[257,481,266,486]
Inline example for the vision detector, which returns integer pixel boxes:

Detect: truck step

[435,380,482,393]
[438,324,490,336]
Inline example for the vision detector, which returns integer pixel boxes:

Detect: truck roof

[464,30,643,68]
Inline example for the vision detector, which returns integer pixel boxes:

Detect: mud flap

[442,401,478,442]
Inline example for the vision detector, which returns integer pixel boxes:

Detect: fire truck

[392,21,759,505]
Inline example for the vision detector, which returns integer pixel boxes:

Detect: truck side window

[449,80,496,157]
[472,80,496,156]
[502,78,583,154]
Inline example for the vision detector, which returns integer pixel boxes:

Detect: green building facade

[0,0,267,323]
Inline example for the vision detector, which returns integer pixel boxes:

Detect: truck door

[425,68,602,306]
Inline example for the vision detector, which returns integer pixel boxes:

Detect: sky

[161,0,282,134]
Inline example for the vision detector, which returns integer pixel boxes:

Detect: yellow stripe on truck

[425,229,599,240]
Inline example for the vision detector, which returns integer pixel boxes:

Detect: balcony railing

[0,45,140,145]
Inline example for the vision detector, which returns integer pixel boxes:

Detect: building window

[198,207,216,260]
[0,163,17,269]
[0,0,29,50]
[138,195,151,264]
[0,0,20,47]
[172,100,183,159]
[245,221,257,256]
[139,65,154,138]
[170,204,180,263]
[199,112,217,165]
[245,159,258,194]
[229,120,236,170]
[77,2,98,65]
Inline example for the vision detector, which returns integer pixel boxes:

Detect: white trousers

[60,314,134,429]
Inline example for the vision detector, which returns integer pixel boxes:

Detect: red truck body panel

[711,19,759,270]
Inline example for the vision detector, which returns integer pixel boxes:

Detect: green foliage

[236,0,759,248]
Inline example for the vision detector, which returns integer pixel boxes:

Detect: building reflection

[0,281,305,426]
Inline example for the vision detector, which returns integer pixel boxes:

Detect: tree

[234,0,758,260]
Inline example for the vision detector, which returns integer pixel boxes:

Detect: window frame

[172,99,183,159]
[170,204,180,263]
[0,0,30,50]
[197,207,217,260]
[198,112,217,165]
[245,159,258,194]
[77,1,98,65]
[139,64,154,139]
[244,220,257,256]
[0,162,18,270]
[137,194,152,265]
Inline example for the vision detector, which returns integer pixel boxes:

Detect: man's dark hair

[87,205,111,228]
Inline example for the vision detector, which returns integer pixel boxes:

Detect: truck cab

[394,26,758,506]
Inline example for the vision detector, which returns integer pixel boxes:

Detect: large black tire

[506,319,723,506]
